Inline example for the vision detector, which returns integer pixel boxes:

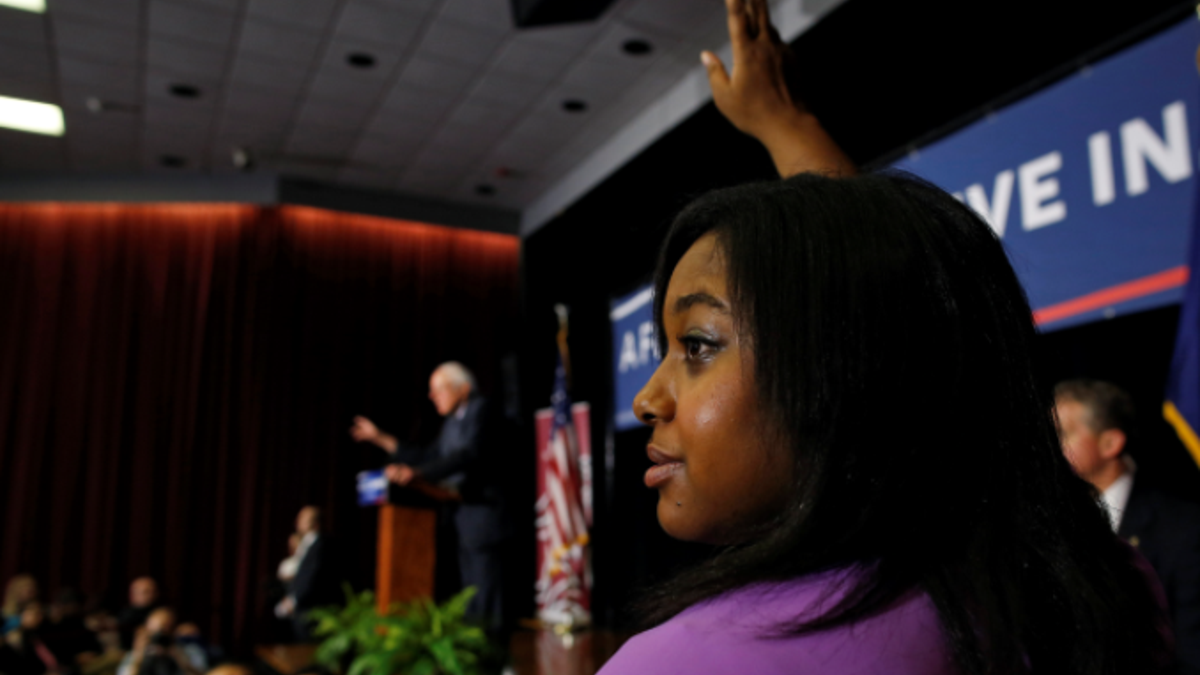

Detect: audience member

[1057,378,1200,674]
[0,601,58,675]
[274,506,339,642]
[116,608,205,675]
[42,589,101,673]
[3,575,39,635]
[116,579,160,651]
[276,533,302,584]
[596,2,1169,673]
[351,361,510,634]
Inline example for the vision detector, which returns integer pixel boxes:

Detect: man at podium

[350,361,509,631]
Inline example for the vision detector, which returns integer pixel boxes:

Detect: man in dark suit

[275,506,339,641]
[351,361,509,631]
[1056,379,1200,674]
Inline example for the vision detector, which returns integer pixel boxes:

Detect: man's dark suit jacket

[394,394,508,549]
[1119,478,1200,675]
[290,534,340,612]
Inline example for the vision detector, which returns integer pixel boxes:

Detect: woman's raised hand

[702,0,855,177]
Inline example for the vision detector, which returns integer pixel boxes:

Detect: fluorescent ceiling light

[0,96,64,136]
[0,0,46,12]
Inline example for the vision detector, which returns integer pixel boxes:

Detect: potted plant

[309,586,488,675]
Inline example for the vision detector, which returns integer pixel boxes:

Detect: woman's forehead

[667,233,728,300]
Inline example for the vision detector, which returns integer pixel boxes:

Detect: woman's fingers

[752,0,772,39]
[725,0,749,48]
[701,51,730,93]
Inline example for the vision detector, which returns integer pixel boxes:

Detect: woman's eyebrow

[673,292,730,314]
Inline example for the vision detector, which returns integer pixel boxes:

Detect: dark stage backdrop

[0,203,519,654]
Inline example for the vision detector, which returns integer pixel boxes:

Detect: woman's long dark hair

[637,172,1169,675]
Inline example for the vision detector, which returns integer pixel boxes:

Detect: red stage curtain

[0,203,519,653]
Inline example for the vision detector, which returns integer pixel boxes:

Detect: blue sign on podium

[356,469,388,506]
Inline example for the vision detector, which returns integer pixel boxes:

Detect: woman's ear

[1098,427,1127,460]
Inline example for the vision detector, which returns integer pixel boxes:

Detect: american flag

[534,354,592,627]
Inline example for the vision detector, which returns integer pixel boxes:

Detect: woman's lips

[645,445,683,489]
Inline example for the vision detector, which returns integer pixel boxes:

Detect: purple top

[599,569,960,675]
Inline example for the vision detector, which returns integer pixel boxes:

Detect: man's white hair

[435,361,476,390]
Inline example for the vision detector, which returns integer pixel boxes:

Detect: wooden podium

[375,479,460,614]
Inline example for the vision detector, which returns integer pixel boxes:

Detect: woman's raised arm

[701,0,855,178]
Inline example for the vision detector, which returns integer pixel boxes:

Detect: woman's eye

[681,336,716,361]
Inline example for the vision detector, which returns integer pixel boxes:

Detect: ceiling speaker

[510,0,618,28]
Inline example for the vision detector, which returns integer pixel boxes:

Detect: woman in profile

[598,1,1171,673]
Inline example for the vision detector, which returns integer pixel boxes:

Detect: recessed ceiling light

[159,155,187,168]
[168,84,201,99]
[475,184,496,196]
[562,99,587,113]
[347,52,376,68]
[622,39,653,56]
[0,95,63,136]
[0,0,46,13]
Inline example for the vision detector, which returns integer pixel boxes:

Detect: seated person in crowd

[2,575,39,635]
[116,608,205,675]
[116,579,160,652]
[1056,378,1200,674]
[0,601,57,675]
[43,589,102,674]
[597,1,1171,673]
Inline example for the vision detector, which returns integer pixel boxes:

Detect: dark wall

[517,0,1196,629]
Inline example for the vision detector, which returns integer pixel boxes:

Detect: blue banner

[611,284,659,431]
[356,469,388,507]
[895,17,1200,330]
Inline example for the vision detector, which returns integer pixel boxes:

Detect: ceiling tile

[149,0,237,46]
[584,18,680,64]
[48,0,141,30]
[52,18,139,68]
[320,36,406,77]
[415,17,508,69]
[489,40,574,82]
[466,74,545,108]
[443,99,523,135]
[145,70,224,107]
[293,96,374,132]
[222,84,299,126]
[510,20,602,50]
[237,18,325,66]
[147,38,230,82]
[306,69,388,103]
[214,118,290,150]
[559,56,649,101]
[396,56,479,94]
[0,43,53,83]
[333,2,424,46]
[58,81,140,113]
[359,111,438,145]
[246,0,340,31]
[142,125,209,159]
[0,11,47,48]
[437,0,512,32]
[229,57,311,94]
[378,84,458,122]
[619,0,723,38]
[0,76,57,103]
[57,57,138,94]
[143,100,216,133]
[285,125,359,158]
[348,132,421,169]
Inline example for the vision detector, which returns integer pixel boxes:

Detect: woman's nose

[633,363,673,425]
